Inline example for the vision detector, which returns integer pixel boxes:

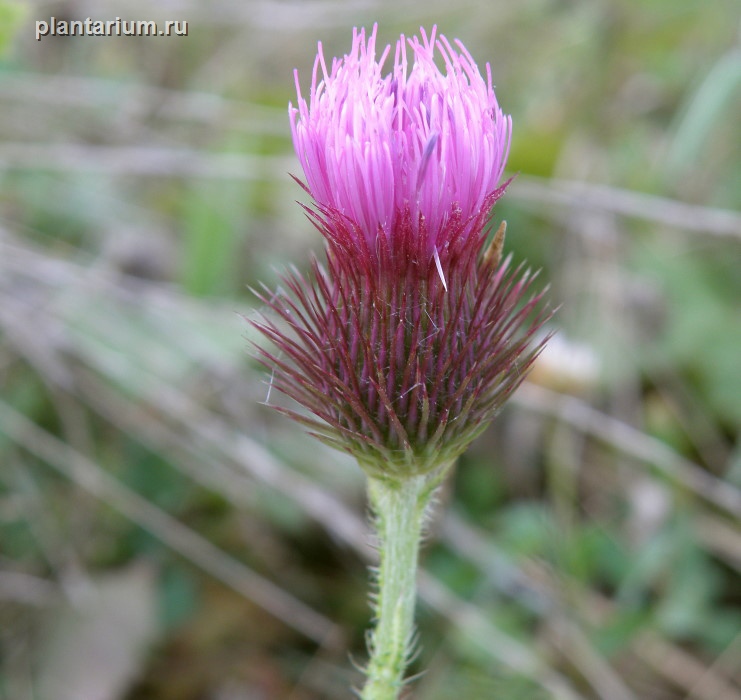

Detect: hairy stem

[361,469,448,700]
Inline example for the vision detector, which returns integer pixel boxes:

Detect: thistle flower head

[253,27,551,479]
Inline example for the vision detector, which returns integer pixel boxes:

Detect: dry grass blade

[512,176,741,240]
[514,383,741,517]
[635,632,741,700]
[417,571,587,700]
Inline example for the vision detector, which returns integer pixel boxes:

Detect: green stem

[361,470,446,700]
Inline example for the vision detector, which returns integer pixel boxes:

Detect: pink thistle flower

[290,25,512,267]
[253,26,551,478]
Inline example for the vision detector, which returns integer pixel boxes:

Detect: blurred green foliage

[1,0,740,699]
[0,1,25,57]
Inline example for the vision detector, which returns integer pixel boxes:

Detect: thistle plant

[252,25,551,699]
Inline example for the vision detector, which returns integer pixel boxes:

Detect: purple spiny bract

[252,25,551,477]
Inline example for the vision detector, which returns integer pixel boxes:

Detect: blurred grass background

[1,1,740,698]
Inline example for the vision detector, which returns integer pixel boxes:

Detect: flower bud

[253,26,551,478]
